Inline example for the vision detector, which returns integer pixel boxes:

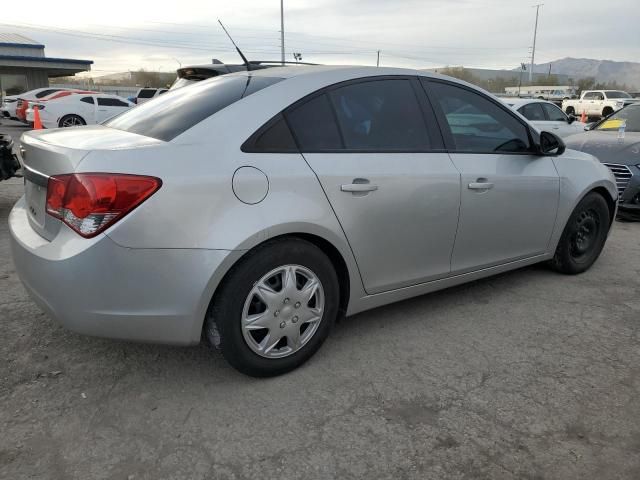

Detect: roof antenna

[218,20,251,71]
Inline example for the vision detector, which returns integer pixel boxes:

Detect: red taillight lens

[46,173,161,238]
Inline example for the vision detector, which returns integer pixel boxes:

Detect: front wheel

[207,238,340,377]
[565,106,575,116]
[549,192,611,274]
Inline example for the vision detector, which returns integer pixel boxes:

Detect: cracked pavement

[1,176,639,479]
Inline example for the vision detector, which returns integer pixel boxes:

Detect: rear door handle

[341,184,378,192]
[468,181,494,190]
[341,180,378,193]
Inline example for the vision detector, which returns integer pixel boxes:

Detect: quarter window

[428,81,531,153]
[541,103,567,122]
[137,89,157,99]
[286,94,342,151]
[328,79,430,151]
[244,114,298,152]
[80,97,94,104]
[518,103,545,121]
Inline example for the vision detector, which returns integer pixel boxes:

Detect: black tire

[565,106,575,115]
[207,238,340,377]
[549,192,611,274]
[58,114,86,128]
[602,107,614,117]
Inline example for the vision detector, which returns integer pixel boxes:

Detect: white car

[26,93,134,128]
[505,98,586,138]
[1,95,19,119]
[135,87,168,104]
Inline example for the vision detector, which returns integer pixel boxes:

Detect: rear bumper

[9,196,235,345]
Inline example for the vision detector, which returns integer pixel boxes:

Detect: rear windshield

[105,74,282,141]
[137,89,157,98]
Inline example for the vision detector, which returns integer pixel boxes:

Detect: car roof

[503,98,556,108]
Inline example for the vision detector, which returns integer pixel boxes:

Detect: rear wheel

[549,192,611,274]
[206,238,339,377]
[58,114,86,128]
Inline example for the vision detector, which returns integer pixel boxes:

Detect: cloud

[1,0,637,75]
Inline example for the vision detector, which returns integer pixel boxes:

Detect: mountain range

[525,57,640,89]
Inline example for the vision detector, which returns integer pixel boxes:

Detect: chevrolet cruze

[10,66,617,376]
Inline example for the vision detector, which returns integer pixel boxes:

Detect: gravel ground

[1,172,639,479]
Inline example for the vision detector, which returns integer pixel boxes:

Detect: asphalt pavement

[1,151,639,479]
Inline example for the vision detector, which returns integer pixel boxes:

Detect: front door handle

[341,178,378,193]
[468,180,494,190]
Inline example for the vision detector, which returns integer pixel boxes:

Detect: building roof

[0,32,44,48]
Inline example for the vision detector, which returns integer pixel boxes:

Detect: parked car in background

[505,98,586,138]
[562,90,637,119]
[1,95,19,119]
[565,103,640,220]
[26,93,133,128]
[15,87,73,122]
[134,87,168,104]
[10,67,617,376]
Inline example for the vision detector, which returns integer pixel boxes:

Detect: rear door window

[518,103,546,121]
[105,75,282,141]
[328,79,431,151]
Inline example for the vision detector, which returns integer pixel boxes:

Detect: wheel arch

[549,179,618,256]
[192,226,361,344]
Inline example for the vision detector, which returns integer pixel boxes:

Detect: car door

[285,77,461,294]
[423,79,560,274]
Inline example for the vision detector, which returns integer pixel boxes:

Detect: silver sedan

[10,66,617,376]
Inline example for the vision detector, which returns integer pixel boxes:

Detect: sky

[1,0,638,77]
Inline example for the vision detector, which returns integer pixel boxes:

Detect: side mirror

[567,114,576,124]
[537,131,566,156]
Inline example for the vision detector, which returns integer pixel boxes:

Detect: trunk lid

[19,125,164,241]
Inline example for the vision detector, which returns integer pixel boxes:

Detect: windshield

[105,74,282,141]
[605,91,632,99]
[595,104,640,132]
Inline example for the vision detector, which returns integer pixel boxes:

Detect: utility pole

[376,50,380,67]
[529,4,543,82]
[280,0,285,65]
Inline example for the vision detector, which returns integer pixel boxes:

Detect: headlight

[615,102,625,108]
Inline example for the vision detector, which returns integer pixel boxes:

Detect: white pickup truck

[562,90,637,118]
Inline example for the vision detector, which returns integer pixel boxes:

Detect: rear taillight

[46,173,161,238]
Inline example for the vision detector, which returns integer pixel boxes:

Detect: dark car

[565,103,640,219]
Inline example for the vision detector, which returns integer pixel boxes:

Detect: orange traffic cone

[33,106,43,130]
[580,110,587,123]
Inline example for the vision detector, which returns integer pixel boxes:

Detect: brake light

[46,173,162,238]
